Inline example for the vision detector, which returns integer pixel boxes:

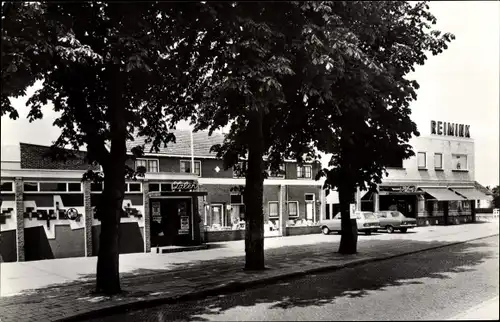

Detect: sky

[1,1,499,187]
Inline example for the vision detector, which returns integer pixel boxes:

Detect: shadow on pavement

[85,237,498,322]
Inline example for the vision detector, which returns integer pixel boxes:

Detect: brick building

[0,130,324,262]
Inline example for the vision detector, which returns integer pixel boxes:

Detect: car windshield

[363,212,376,219]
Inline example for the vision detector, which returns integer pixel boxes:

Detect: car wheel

[400,228,408,233]
[365,230,372,235]
[322,227,330,235]
[386,225,394,234]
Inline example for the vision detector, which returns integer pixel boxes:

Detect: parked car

[319,211,380,235]
[374,210,417,233]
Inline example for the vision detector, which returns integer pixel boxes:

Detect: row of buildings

[0,121,493,262]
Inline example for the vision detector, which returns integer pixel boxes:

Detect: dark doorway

[380,195,418,218]
[151,198,192,247]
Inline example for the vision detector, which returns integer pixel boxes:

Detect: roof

[126,130,225,158]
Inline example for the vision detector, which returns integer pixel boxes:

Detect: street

[91,235,499,321]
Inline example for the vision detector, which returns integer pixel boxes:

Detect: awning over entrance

[419,187,466,201]
[449,187,491,200]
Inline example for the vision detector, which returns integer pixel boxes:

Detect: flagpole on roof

[190,128,195,175]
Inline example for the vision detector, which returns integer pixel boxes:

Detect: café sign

[431,120,470,138]
[172,181,198,191]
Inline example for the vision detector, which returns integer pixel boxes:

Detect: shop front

[148,180,207,247]
[377,185,423,219]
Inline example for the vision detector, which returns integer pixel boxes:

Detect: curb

[58,233,499,322]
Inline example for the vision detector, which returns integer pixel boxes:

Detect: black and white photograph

[1,1,499,321]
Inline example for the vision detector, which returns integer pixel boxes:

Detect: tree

[492,186,500,208]
[2,2,228,294]
[195,0,454,263]
[194,1,371,268]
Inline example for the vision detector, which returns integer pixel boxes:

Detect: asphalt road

[92,236,499,321]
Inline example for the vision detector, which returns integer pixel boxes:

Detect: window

[391,211,401,218]
[417,152,426,169]
[39,182,66,192]
[91,182,104,192]
[149,183,160,192]
[68,183,82,192]
[434,153,443,169]
[288,202,298,217]
[0,182,13,192]
[269,202,279,218]
[127,182,142,192]
[452,154,468,170]
[267,164,285,178]
[386,158,403,168]
[135,159,159,173]
[180,160,201,176]
[210,204,228,228]
[305,193,315,201]
[297,165,312,179]
[233,161,247,178]
[230,194,243,204]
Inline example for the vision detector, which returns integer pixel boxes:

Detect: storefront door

[150,198,192,247]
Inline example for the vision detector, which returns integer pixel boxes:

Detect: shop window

[297,165,312,179]
[209,204,228,229]
[0,182,14,192]
[68,183,82,192]
[452,154,468,170]
[269,202,279,218]
[135,159,159,173]
[180,160,201,176]
[417,152,426,169]
[434,153,443,169]
[288,201,298,217]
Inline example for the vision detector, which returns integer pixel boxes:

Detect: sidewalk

[0,222,498,322]
[451,296,499,320]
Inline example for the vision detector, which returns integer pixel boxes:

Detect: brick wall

[20,143,99,171]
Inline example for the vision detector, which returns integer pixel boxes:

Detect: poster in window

[179,215,190,234]
[152,202,161,223]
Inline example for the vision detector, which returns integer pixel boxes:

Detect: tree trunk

[338,180,358,254]
[95,70,127,295]
[338,135,358,255]
[243,109,265,270]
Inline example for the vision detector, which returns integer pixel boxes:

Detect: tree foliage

[2,1,455,286]
[2,1,229,294]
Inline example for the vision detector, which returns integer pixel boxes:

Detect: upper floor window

[386,158,403,168]
[233,161,247,178]
[452,154,468,170]
[136,159,159,173]
[267,164,285,178]
[180,160,201,176]
[297,165,312,179]
[434,153,443,169]
[417,152,426,169]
